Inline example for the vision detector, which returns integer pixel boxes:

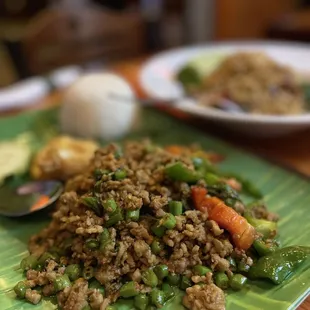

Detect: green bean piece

[126,209,140,221]
[161,213,176,230]
[65,264,81,281]
[105,209,123,227]
[82,305,92,310]
[54,274,71,292]
[230,274,247,290]
[114,169,127,180]
[253,239,277,257]
[167,274,180,286]
[151,222,166,237]
[162,283,175,301]
[150,289,166,308]
[102,199,117,214]
[134,294,149,310]
[20,255,38,271]
[39,252,59,265]
[85,238,100,250]
[114,147,123,159]
[168,201,183,216]
[81,197,102,216]
[14,281,27,298]
[89,279,105,295]
[204,173,220,185]
[142,269,159,288]
[99,229,110,251]
[238,261,250,273]
[180,276,192,290]
[193,265,212,276]
[214,272,229,289]
[94,169,109,181]
[154,265,169,280]
[151,240,164,255]
[82,266,94,280]
[227,257,237,272]
[119,281,139,298]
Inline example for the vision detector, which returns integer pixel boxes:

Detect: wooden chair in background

[20,8,145,76]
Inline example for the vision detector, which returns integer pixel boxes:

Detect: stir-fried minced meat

[19,140,257,309]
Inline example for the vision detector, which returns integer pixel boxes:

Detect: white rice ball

[60,73,139,140]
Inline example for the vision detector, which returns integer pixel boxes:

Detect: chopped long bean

[119,281,139,298]
[142,269,158,288]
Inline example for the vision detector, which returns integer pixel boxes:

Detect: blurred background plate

[140,41,310,137]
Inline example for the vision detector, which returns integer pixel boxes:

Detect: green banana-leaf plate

[0,107,309,310]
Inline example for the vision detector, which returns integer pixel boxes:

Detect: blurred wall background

[0,0,309,86]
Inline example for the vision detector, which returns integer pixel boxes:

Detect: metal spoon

[0,180,63,217]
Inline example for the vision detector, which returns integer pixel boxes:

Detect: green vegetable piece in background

[89,279,105,295]
[245,216,277,239]
[105,209,123,227]
[162,283,175,301]
[114,169,127,180]
[102,199,117,214]
[134,294,149,310]
[248,246,310,284]
[38,252,59,264]
[167,274,180,286]
[176,66,202,91]
[230,274,247,290]
[165,162,200,183]
[160,213,176,229]
[150,289,166,308]
[14,281,27,298]
[193,265,212,276]
[204,172,220,185]
[253,239,277,257]
[65,264,81,281]
[20,254,38,271]
[54,274,71,292]
[119,281,139,298]
[168,201,183,216]
[81,197,102,216]
[180,276,192,290]
[151,240,165,254]
[85,238,100,250]
[142,269,158,288]
[151,222,166,237]
[214,272,229,289]
[154,265,169,280]
[126,209,140,221]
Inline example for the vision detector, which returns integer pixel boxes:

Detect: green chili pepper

[248,246,310,284]
[150,289,166,308]
[151,222,166,237]
[245,215,277,239]
[230,274,247,290]
[82,266,94,280]
[65,264,82,281]
[180,276,192,290]
[134,294,149,310]
[154,265,169,280]
[114,169,127,180]
[14,281,28,298]
[253,239,277,257]
[160,213,176,229]
[193,265,212,276]
[54,274,71,292]
[142,269,158,288]
[119,281,139,298]
[105,209,123,227]
[81,197,102,216]
[165,162,200,183]
[168,201,183,216]
[20,254,38,271]
[167,274,180,286]
[214,272,229,289]
[126,209,140,221]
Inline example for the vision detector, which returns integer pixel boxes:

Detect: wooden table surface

[1,57,310,310]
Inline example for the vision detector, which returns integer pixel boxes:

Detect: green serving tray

[0,108,309,310]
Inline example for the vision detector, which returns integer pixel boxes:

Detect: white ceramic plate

[140,41,310,137]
